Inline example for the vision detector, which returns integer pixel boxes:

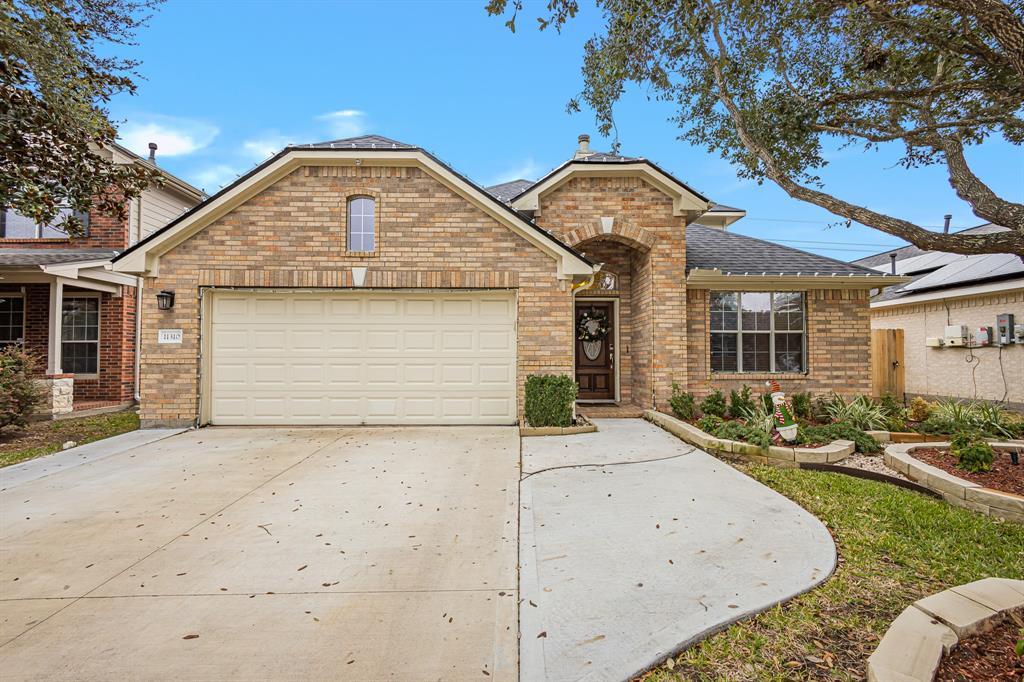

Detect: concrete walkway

[520,419,836,682]
[0,426,519,681]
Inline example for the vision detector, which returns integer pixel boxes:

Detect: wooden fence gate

[871,328,905,399]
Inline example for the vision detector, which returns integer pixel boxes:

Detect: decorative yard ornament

[766,380,798,442]
[577,306,611,361]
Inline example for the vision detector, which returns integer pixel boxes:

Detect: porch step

[577,403,645,419]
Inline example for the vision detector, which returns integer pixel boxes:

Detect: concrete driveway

[520,419,837,682]
[0,426,519,681]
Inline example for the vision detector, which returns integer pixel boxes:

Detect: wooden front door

[575,301,615,400]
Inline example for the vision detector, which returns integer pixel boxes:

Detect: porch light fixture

[156,290,175,310]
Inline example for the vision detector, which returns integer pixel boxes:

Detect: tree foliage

[1,0,162,236]
[487,0,1024,255]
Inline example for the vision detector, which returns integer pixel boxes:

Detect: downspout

[134,277,142,403]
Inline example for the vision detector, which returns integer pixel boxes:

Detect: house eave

[685,268,912,290]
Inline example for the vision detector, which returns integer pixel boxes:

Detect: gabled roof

[112,135,595,279]
[485,179,536,203]
[685,224,905,287]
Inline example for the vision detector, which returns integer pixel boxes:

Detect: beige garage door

[207,290,517,425]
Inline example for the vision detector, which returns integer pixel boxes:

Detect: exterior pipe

[134,277,142,403]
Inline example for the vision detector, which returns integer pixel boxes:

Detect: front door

[575,301,615,400]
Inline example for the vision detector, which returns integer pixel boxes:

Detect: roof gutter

[686,268,911,290]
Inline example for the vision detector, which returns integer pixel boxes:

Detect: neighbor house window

[710,291,805,373]
[1,206,89,239]
[61,296,99,374]
[347,196,375,252]
[0,294,25,348]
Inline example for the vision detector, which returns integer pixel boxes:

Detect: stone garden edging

[644,410,854,465]
[520,416,598,437]
[883,442,1024,523]
[866,577,1024,682]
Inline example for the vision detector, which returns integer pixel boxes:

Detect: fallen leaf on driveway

[537,631,547,638]
[297,565,307,571]
[182,634,199,640]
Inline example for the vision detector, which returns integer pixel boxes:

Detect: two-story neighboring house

[0,142,204,417]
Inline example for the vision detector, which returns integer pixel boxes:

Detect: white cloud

[316,109,367,138]
[191,164,240,192]
[487,158,543,185]
[241,134,293,161]
[118,115,219,157]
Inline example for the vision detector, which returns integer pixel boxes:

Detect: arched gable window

[347,196,375,252]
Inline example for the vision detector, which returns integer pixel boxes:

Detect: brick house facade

[0,143,203,415]
[112,134,901,428]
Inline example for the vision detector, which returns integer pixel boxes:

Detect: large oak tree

[488,0,1024,255]
[1,0,162,237]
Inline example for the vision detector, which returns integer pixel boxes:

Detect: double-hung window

[710,291,806,373]
[0,294,25,348]
[61,296,99,375]
[1,206,89,239]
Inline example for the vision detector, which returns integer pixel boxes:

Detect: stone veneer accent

[884,442,1024,523]
[867,577,1024,681]
[35,375,74,416]
[139,165,574,426]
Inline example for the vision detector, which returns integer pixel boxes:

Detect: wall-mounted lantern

[156,290,175,310]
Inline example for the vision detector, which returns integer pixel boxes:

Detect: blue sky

[109,0,1023,261]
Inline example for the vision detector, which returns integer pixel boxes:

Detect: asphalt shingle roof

[300,135,416,150]
[685,224,881,276]
[484,179,536,203]
[851,223,1007,269]
[0,249,119,267]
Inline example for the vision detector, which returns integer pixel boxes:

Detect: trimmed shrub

[697,414,725,434]
[0,346,42,433]
[699,389,727,418]
[791,392,812,420]
[669,383,697,421]
[797,422,880,453]
[524,374,577,427]
[950,432,995,473]
[727,385,755,419]
[908,396,934,422]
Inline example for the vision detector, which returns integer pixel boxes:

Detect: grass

[0,410,140,468]
[638,464,1024,681]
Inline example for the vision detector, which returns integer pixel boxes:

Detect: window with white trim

[1,206,89,239]
[0,294,25,348]
[61,296,99,374]
[710,291,806,373]
[347,196,375,252]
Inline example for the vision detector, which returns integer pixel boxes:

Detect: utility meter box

[944,324,968,346]
[996,313,1015,344]
[971,327,992,347]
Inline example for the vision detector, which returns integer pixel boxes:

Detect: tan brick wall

[139,165,573,425]
[871,289,1024,405]
[686,288,872,398]
[537,176,687,409]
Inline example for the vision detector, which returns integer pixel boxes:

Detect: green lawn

[640,464,1024,682]
[0,411,140,468]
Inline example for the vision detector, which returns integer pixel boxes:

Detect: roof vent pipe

[890,253,897,275]
[148,142,157,163]
[943,214,952,233]
[575,134,594,159]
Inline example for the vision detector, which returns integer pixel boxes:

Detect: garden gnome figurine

[766,380,798,442]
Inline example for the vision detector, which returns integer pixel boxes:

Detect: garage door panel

[208,291,517,425]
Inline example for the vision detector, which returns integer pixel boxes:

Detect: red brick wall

[19,283,136,403]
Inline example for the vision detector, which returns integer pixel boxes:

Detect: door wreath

[577,307,610,342]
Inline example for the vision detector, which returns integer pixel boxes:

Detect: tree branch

[696,1,1023,255]
[920,0,1024,80]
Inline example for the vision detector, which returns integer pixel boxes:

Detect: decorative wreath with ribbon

[577,307,610,342]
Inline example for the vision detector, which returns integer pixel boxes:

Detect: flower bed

[884,442,1024,523]
[912,446,1023,497]
[935,617,1024,681]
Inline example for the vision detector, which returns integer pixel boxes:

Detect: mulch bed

[935,617,1024,681]
[912,447,1024,496]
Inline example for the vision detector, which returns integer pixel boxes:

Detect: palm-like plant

[822,394,889,431]
[736,399,776,435]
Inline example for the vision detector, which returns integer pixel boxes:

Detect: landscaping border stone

[645,410,854,465]
[520,416,597,437]
[866,577,1024,682]
[883,442,1024,523]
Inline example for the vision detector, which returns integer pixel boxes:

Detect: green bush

[907,396,934,422]
[791,392,813,420]
[700,389,727,418]
[697,414,725,434]
[0,346,42,433]
[727,385,756,419]
[798,422,881,453]
[950,432,995,473]
[669,383,697,420]
[714,420,773,449]
[822,394,890,431]
[735,397,775,434]
[878,393,908,431]
[918,399,1015,439]
[524,374,577,427]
